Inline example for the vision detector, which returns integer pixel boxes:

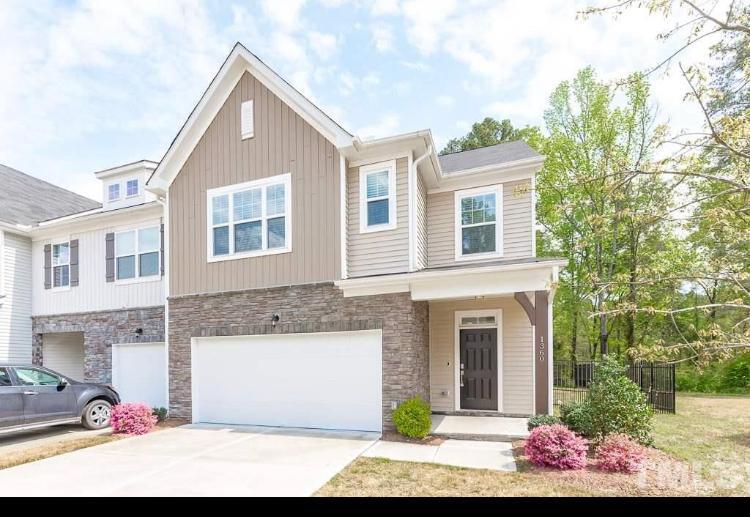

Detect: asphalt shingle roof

[0,164,101,226]
[438,140,541,174]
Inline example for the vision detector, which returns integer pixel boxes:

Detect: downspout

[155,194,170,412]
[410,145,432,271]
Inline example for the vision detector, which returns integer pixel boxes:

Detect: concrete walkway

[0,424,379,497]
[431,415,529,440]
[363,439,517,472]
[0,425,110,455]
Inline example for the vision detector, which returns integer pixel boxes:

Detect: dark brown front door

[460,328,498,410]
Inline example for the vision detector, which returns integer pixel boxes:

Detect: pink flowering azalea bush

[111,403,157,435]
[524,424,588,470]
[596,433,646,473]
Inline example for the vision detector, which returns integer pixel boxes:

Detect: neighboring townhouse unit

[146,43,565,431]
[30,161,167,409]
[0,164,100,365]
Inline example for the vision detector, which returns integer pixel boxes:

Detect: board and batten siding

[169,71,341,297]
[347,158,409,277]
[0,231,32,362]
[31,213,165,316]
[429,297,534,415]
[427,179,533,268]
[415,173,428,270]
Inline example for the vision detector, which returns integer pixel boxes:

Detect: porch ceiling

[335,258,566,300]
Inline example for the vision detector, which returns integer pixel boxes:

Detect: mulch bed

[380,432,445,446]
[512,440,705,496]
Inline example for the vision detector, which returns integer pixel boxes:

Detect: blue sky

[0,0,716,200]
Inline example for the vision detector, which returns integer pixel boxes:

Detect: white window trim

[107,183,121,202]
[359,160,397,234]
[51,240,71,291]
[454,309,503,413]
[206,173,292,263]
[125,178,140,198]
[454,184,503,262]
[114,226,161,284]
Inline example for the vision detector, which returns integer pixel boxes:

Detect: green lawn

[318,395,750,497]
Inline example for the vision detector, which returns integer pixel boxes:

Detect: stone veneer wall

[168,283,429,429]
[32,306,164,383]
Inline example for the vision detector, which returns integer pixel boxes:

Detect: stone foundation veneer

[32,306,165,383]
[168,283,429,429]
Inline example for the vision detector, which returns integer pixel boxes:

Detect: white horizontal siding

[0,231,32,362]
[32,214,165,316]
[416,173,428,269]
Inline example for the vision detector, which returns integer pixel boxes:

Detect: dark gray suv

[0,364,120,435]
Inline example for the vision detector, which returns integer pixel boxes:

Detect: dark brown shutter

[160,223,165,276]
[43,244,52,289]
[105,233,115,282]
[69,239,79,287]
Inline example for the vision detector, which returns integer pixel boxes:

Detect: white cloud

[260,0,307,30]
[338,71,381,96]
[371,24,394,52]
[357,112,402,140]
[401,0,457,54]
[437,95,454,108]
[370,0,400,16]
[399,60,430,72]
[308,31,339,60]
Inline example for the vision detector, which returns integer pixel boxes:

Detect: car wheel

[82,400,112,430]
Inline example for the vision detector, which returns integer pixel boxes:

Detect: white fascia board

[0,220,32,235]
[148,44,353,193]
[94,160,158,180]
[428,160,542,194]
[335,259,567,298]
[31,202,163,240]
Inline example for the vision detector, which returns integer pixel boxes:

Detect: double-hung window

[107,183,120,201]
[359,160,397,233]
[52,242,70,288]
[208,173,291,261]
[126,178,139,197]
[455,185,503,260]
[115,227,160,280]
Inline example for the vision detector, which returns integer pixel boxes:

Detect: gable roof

[148,42,353,193]
[438,140,542,174]
[0,163,101,227]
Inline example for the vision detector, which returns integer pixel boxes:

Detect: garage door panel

[112,343,167,409]
[193,331,382,432]
[43,333,85,381]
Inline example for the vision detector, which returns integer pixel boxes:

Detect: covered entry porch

[337,257,564,420]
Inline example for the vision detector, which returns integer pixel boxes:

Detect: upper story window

[241,100,254,139]
[454,185,503,261]
[207,173,291,262]
[359,160,397,233]
[52,242,70,288]
[115,227,160,281]
[107,183,120,201]
[126,178,139,197]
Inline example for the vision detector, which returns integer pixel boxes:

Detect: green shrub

[392,396,431,439]
[678,353,750,394]
[561,357,653,445]
[527,414,561,431]
[152,407,168,423]
[560,401,592,435]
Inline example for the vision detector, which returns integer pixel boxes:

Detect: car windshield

[14,368,60,386]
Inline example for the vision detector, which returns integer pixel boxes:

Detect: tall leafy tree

[440,117,542,154]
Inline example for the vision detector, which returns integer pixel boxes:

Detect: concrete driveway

[0,424,379,497]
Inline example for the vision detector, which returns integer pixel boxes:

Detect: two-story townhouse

[146,43,565,432]
[28,161,167,408]
[0,164,100,367]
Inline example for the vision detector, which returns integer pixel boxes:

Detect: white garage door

[192,330,382,432]
[43,332,85,381]
[112,342,167,409]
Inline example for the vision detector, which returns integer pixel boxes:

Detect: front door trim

[453,309,502,412]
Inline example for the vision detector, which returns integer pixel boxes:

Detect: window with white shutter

[241,100,254,140]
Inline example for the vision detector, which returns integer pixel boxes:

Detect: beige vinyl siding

[415,173,428,270]
[429,296,533,415]
[427,179,533,268]
[169,71,341,297]
[31,211,165,316]
[347,158,409,277]
[0,231,32,362]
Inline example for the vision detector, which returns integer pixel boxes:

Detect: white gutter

[36,202,160,229]
[0,220,32,235]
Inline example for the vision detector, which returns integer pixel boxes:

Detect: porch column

[514,290,551,415]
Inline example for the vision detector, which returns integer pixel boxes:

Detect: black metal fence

[553,360,676,414]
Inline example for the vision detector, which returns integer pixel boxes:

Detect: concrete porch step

[430,415,530,443]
